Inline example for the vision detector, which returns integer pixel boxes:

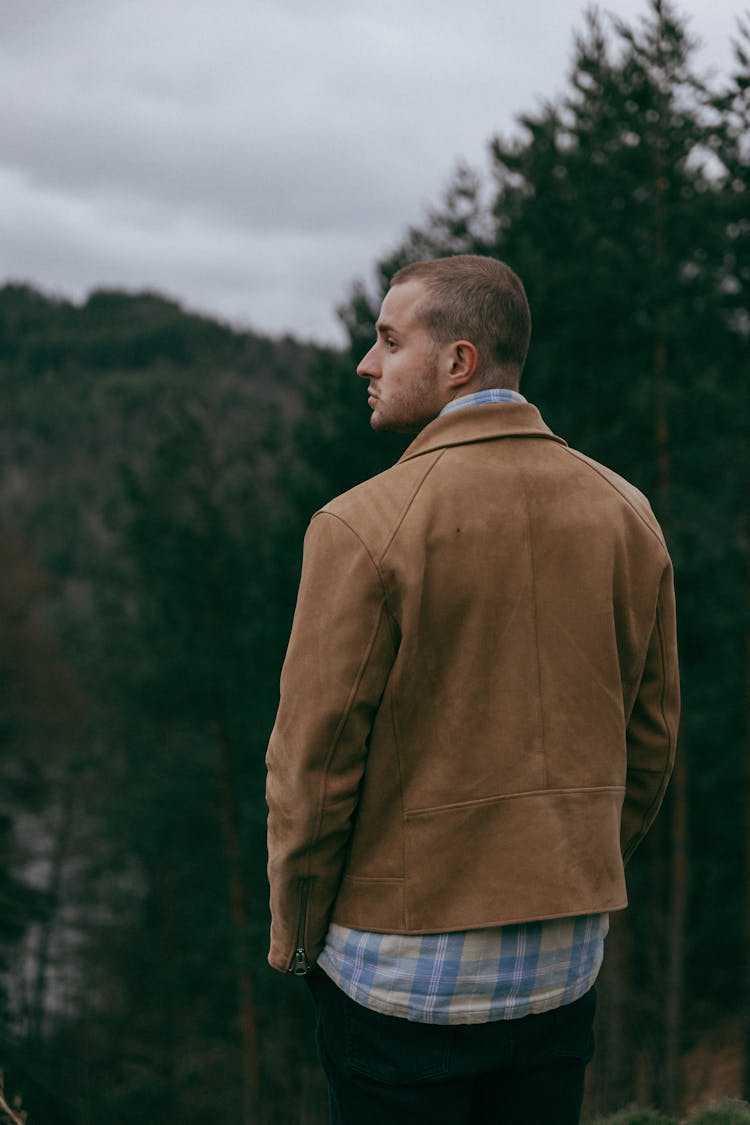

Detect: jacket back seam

[517,457,549,787]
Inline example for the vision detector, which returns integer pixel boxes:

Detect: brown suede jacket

[265,403,679,973]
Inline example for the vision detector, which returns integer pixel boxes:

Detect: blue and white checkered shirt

[318,915,608,1025]
[438,387,528,413]
[317,390,608,1024]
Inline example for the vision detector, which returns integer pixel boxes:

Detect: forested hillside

[1,2,748,1122]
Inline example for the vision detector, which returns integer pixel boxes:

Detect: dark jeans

[306,968,596,1125]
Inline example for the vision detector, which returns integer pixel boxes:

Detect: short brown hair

[391,255,531,388]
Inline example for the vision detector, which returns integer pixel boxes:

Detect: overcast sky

[0,0,742,346]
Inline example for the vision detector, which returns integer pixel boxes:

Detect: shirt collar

[439,389,527,416]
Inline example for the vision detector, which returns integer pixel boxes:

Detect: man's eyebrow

[375,320,397,337]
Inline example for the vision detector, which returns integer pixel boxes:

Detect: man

[266,255,679,1124]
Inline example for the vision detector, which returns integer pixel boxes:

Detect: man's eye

[386,339,397,350]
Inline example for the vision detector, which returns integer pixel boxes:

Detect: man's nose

[356,344,379,379]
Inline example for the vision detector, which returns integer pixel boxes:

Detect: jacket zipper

[290,878,311,975]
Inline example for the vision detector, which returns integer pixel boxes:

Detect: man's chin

[371,411,430,436]
[371,414,404,434]
[370,411,391,432]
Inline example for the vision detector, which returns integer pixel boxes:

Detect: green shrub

[589,1101,750,1125]
[590,1108,677,1124]
[686,1100,750,1124]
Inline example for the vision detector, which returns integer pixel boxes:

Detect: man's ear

[446,340,479,388]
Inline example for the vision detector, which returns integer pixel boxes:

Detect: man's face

[356,280,446,434]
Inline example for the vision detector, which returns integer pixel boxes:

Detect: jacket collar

[398,402,567,464]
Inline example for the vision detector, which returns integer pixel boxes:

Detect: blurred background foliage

[0,1,749,1121]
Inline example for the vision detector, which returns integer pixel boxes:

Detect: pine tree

[712,15,750,1101]
[90,385,286,1124]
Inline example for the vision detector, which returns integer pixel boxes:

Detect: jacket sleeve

[621,558,680,863]
[265,511,397,972]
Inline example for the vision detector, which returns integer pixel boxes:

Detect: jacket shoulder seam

[317,451,444,568]
[380,450,447,563]
[562,448,668,555]
[311,510,398,647]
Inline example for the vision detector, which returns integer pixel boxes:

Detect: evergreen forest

[1,2,749,1121]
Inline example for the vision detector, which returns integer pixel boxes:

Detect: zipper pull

[291,947,310,976]
[290,877,312,975]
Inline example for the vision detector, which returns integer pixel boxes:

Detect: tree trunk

[28,780,75,1043]
[653,317,687,1116]
[583,911,634,1117]
[214,716,260,1124]
[742,460,750,1101]
[664,750,687,1114]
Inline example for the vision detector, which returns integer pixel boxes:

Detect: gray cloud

[0,0,740,342]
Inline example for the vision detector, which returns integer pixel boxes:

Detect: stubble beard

[369,355,441,435]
